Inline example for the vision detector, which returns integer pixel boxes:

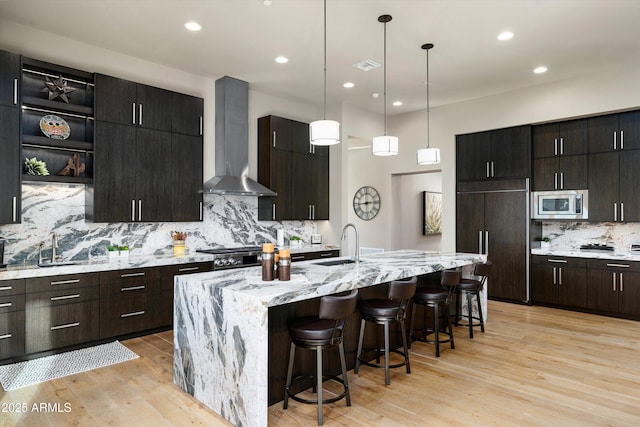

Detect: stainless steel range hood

[202,76,276,196]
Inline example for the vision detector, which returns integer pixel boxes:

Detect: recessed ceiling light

[275,56,289,64]
[372,93,380,99]
[533,66,548,74]
[392,101,403,107]
[263,0,272,5]
[185,21,202,32]
[497,31,514,41]
[343,82,355,88]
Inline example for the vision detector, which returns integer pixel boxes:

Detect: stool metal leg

[338,341,351,406]
[384,320,390,385]
[283,342,296,409]
[317,346,323,426]
[434,303,440,357]
[467,291,474,339]
[409,301,417,349]
[446,303,455,350]
[355,318,366,374]
[399,318,410,374]
[477,291,485,332]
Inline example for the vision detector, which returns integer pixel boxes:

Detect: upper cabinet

[456,125,531,182]
[0,50,21,225]
[20,57,94,185]
[588,110,640,153]
[532,119,587,158]
[258,115,329,221]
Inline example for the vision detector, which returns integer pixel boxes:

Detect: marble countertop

[176,250,486,308]
[0,244,341,281]
[531,248,640,261]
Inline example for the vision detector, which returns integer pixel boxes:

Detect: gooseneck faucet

[341,223,359,263]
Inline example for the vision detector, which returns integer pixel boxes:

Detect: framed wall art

[422,191,442,235]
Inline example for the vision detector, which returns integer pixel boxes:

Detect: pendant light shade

[417,43,440,165]
[310,0,340,146]
[372,14,398,157]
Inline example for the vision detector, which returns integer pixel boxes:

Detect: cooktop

[579,243,614,252]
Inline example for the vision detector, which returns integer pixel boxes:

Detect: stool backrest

[319,289,358,345]
[441,270,462,304]
[388,276,417,321]
[473,261,492,287]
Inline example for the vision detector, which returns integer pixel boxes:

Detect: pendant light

[310,0,340,146]
[416,43,440,165]
[372,14,398,156]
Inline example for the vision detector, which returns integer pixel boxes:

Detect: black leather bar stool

[456,261,492,339]
[283,289,358,426]
[354,277,417,386]
[409,270,461,357]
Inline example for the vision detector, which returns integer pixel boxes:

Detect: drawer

[0,279,25,297]
[26,272,99,293]
[26,286,99,308]
[587,259,640,272]
[100,277,160,299]
[0,310,25,360]
[25,300,99,354]
[159,262,212,293]
[100,267,160,284]
[0,294,25,313]
[531,255,587,267]
[100,293,161,338]
[291,250,340,262]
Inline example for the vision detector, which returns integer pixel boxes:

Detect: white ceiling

[2,0,640,115]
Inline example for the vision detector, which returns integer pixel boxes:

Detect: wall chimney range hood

[202,76,276,196]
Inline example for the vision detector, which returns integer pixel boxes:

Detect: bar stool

[456,261,492,339]
[354,277,417,386]
[409,270,461,357]
[283,289,358,426]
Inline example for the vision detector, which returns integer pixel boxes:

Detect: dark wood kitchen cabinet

[587,110,640,153]
[0,50,21,225]
[25,273,100,354]
[159,262,212,327]
[258,115,329,221]
[456,125,531,182]
[532,119,587,158]
[456,180,528,302]
[588,149,640,222]
[99,268,162,338]
[531,255,587,308]
[533,155,587,191]
[586,260,640,317]
[0,279,25,360]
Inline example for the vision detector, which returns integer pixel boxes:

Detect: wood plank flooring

[1,301,639,426]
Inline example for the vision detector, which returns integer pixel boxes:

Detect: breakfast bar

[173,250,486,427]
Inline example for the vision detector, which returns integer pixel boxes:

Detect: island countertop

[173,250,485,427]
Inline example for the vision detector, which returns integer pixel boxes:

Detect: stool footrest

[356,348,409,370]
[285,374,349,406]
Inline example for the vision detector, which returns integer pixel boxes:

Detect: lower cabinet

[531,256,587,308]
[99,268,162,338]
[25,273,100,354]
[0,279,25,359]
[159,262,212,327]
[587,260,640,316]
[290,249,339,263]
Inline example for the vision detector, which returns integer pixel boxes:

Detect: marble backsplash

[0,184,316,266]
[541,221,640,252]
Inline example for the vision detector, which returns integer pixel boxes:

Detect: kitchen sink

[314,259,362,267]
[38,261,79,268]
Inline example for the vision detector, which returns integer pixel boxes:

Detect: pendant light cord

[383,18,388,136]
[426,46,430,148]
[322,0,327,119]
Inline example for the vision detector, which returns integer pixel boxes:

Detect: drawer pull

[291,255,305,261]
[606,263,630,268]
[121,285,145,292]
[0,334,12,340]
[0,302,12,308]
[120,272,145,278]
[121,311,145,318]
[320,253,334,257]
[51,322,80,331]
[50,294,80,301]
[0,286,13,291]
[50,279,80,286]
[178,267,199,272]
[547,259,567,263]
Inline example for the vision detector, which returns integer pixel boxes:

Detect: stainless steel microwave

[532,190,588,220]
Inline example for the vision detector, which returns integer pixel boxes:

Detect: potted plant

[108,244,130,259]
[541,236,551,249]
[289,236,302,248]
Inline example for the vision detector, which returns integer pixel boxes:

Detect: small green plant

[541,237,551,243]
[289,236,301,241]
[24,157,50,176]
[108,244,129,251]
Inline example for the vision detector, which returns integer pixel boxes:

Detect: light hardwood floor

[1,301,639,426]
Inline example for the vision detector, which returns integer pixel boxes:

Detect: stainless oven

[532,190,588,220]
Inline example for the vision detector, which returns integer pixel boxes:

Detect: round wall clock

[353,186,381,220]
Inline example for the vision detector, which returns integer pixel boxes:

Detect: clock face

[353,186,381,220]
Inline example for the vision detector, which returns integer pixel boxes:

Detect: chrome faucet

[51,232,58,262]
[341,223,359,263]
[38,241,44,264]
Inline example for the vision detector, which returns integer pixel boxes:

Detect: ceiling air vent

[353,59,381,72]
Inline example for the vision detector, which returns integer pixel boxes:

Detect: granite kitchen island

[173,250,486,427]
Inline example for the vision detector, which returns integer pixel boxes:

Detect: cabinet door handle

[554,138,558,156]
[272,203,276,220]
[12,196,17,222]
[620,202,624,222]
[179,267,199,272]
[491,161,495,177]
[560,173,564,190]
[121,311,145,318]
[121,285,145,291]
[485,230,489,255]
[308,205,312,220]
[50,279,80,286]
[199,201,203,221]
[0,333,12,340]
[50,294,80,301]
[554,173,558,190]
[0,302,12,308]
[614,202,617,222]
[552,267,557,285]
[620,273,624,292]
[272,131,276,147]
[613,131,617,150]
[558,268,562,285]
[138,199,142,221]
[199,116,203,136]
[120,272,145,278]
[0,286,12,291]
[486,162,490,178]
[13,78,18,105]
[131,199,136,221]
[606,263,630,268]
[312,204,316,220]
[139,103,143,126]
[51,322,79,331]
[132,103,137,125]
[621,130,624,150]
[560,137,564,155]
[612,272,616,291]
[548,259,567,263]
[478,230,483,254]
